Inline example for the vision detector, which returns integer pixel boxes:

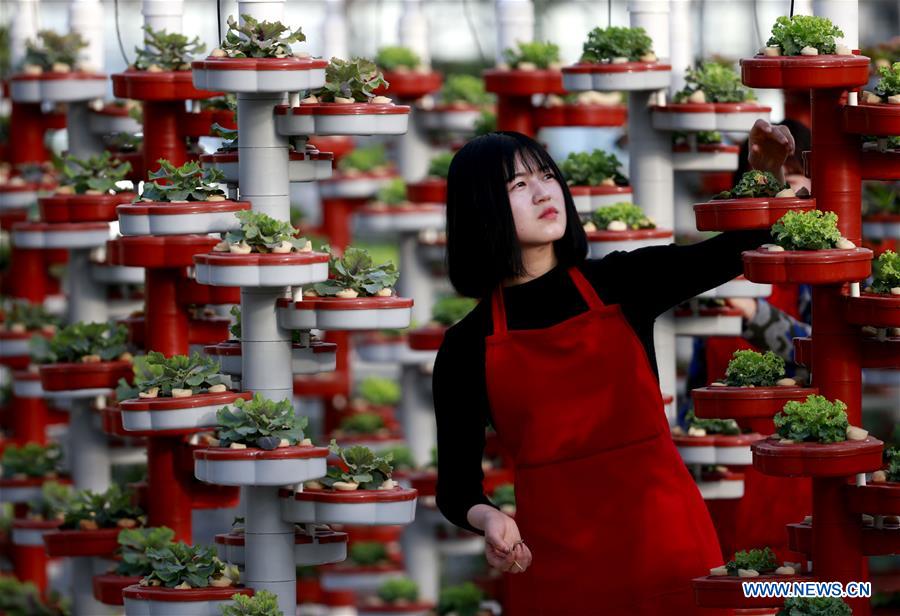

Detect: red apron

[486,267,722,615]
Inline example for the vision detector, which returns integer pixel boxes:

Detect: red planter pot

[406,178,447,205]
[308,136,355,161]
[586,228,674,242]
[483,69,566,96]
[121,584,253,602]
[44,527,122,557]
[844,292,900,328]
[0,329,52,369]
[108,235,220,269]
[569,184,632,203]
[692,574,814,609]
[116,199,251,220]
[376,70,443,100]
[533,104,627,128]
[794,336,900,370]
[742,248,872,285]
[861,148,900,181]
[751,436,884,478]
[176,277,240,306]
[94,573,143,606]
[692,386,819,421]
[694,197,815,232]
[39,192,136,224]
[407,325,447,351]
[112,70,218,101]
[843,103,900,136]
[180,109,237,137]
[845,481,900,516]
[39,360,132,392]
[739,55,871,90]
[355,600,436,614]
[788,521,900,557]
[294,371,350,399]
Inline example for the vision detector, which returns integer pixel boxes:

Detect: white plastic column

[67,103,106,159]
[67,249,108,324]
[813,0,858,50]
[399,235,433,327]
[320,0,349,62]
[244,486,296,616]
[397,109,432,183]
[400,518,439,602]
[240,288,293,402]
[668,0,692,93]
[238,94,291,221]
[69,399,111,492]
[11,0,40,70]
[71,556,116,615]
[495,0,534,65]
[628,0,670,62]
[398,364,435,468]
[68,0,105,72]
[141,0,184,33]
[399,0,431,68]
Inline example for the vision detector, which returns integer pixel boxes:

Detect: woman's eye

[543,173,554,180]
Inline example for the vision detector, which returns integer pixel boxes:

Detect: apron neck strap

[491,283,508,336]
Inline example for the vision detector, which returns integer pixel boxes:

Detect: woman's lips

[539,207,558,220]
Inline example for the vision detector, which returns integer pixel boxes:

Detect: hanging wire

[114,0,130,67]
[217,0,222,43]
[608,0,612,28]
[463,0,487,64]
[789,0,795,18]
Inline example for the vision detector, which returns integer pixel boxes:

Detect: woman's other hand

[469,504,533,574]
[748,119,795,183]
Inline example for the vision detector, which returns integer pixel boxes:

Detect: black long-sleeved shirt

[432,230,770,533]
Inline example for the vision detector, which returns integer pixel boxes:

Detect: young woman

[433,121,794,615]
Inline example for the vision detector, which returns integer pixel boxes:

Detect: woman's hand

[469,505,533,574]
[748,120,795,183]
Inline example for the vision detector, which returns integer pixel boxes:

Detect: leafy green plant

[220,14,305,59]
[591,203,654,230]
[223,210,311,254]
[217,394,308,450]
[774,394,848,443]
[872,250,900,294]
[863,182,898,215]
[560,150,626,186]
[685,410,741,436]
[26,481,72,520]
[771,210,841,250]
[221,590,282,616]
[875,61,900,99]
[322,441,394,490]
[766,15,844,56]
[502,41,560,69]
[116,527,176,577]
[377,578,419,603]
[716,170,788,199]
[349,541,389,565]
[22,30,86,71]
[776,597,852,616]
[885,447,900,482]
[0,577,68,616]
[55,151,132,195]
[474,110,497,136]
[674,130,724,146]
[438,582,484,616]
[212,123,239,151]
[311,246,399,297]
[1,300,60,331]
[491,483,515,508]
[339,412,385,435]
[427,152,454,179]
[441,75,491,106]
[337,144,388,173]
[580,26,654,62]
[379,445,415,470]
[311,57,387,103]
[432,296,477,327]
[375,178,407,205]
[131,352,226,397]
[358,377,401,406]
[134,26,205,71]
[2,443,62,478]
[139,160,226,203]
[725,547,777,575]
[725,350,786,387]
[31,322,128,364]
[144,542,225,588]
[375,46,420,71]
[61,484,143,529]
[203,95,237,111]
[673,62,754,103]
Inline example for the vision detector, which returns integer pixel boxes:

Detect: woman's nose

[532,184,551,204]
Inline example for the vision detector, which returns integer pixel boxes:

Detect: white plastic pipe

[67,248,108,324]
[398,364,436,468]
[68,0,105,72]
[11,0,40,71]
[399,235,433,325]
[399,0,431,68]
[813,0,858,50]
[69,399,112,492]
[628,0,670,62]
[495,0,534,66]
[400,517,439,602]
[320,0,349,62]
[668,0,692,93]
[244,486,296,616]
[141,0,184,34]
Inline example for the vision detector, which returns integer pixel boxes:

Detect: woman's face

[505,155,567,247]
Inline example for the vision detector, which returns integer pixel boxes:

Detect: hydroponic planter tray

[697,470,745,500]
[94,574,143,606]
[191,57,327,93]
[88,106,142,135]
[843,103,900,136]
[91,260,145,285]
[587,229,673,259]
[319,172,398,200]
[844,292,900,328]
[570,185,633,214]
[846,482,900,516]
[117,200,251,236]
[692,574,814,609]
[39,359,131,392]
[11,518,63,546]
[203,340,337,376]
[112,70,219,101]
[10,71,107,103]
[788,522,900,557]
[177,278,240,306]
[739,55,870,90]
[356,602,435,616]
[0,475,70,504]
[0,329,51,368]
[194,445,330,486]
[652,102,771,132]
[674,307,743,337]
[742,248,872,284]
[12,370,46,398]
[674,434,763,466]
[699,277,772,299]
[193,250,329,287]
[280,487,418,525]
[355,204,445,233]
[407,326,446,351]
[43,527,122,557]
[863,214,900,239]
[692,386,819,421]
[320,563,405,593]
[215,528,348,567]
[332,433,406,452]
[355,334,435,365]
[561,62,672,92]
[122,584,253,616]
[11,221,110,250]
[534,103,627,128]
[793,336,900,370]
[861,149,900,181]
[119,391,251,432]
[274,103,411,136]
[406,178,447,205]
[376,70,443,100]
[482,68,565,96]
[276,296,413,331]
[418,104,483,132]
[39,192,136,224]
[694,197,815,232]
[752,436,884,477]
[180,109,237,138]
[672,144,740,172]
[199,150,333,184]
[0,183,51,210]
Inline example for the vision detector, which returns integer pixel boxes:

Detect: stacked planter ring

[695,196,816,232]
[418,102,487,133]
[121,584,254,615]
[88,104,143,136]
[570,185,633,215]
[215,526,349,568]
[672,142,740,172]
[586,228,674,259]
[483,68,566,136]
[199,149,334,185]
[674,433,764,467]
[674,305,744,337]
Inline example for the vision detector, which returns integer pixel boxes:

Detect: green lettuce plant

[725,350,786,387]
[863,182,898,215]
[871,250,900,294]
[348,541,389,565]
[358,377,401,406]
[131,352,227,397]
[771,210,841,250]
[726,547,777,575]
[338,413,385,436]
[685,410,741,436]
[0,577,68,616]
[432,296,477,327]
[31,322,128,364]
[774,394,848,443]
[337,144,389,173]
[591,203,654,230]
[222,211,312,254]
[580,26,653,62]
[2,443,63,478]
[216,394,308,450]
[438,582,483,616]
[115,527,176,577]
[502,41,560,69]
[321,441,394,490]
[427,152,454,180]
[311,246,399,297]
[139,160,226,203]
[491,484,516,509]
[776,597,851,616]
[374,178,407,206]
[474,110,497,136]
[60,484,143,530]
[220,14,305,59]
[220,590,281,616]
[716,170,788,199]
[441,75,492,106]
[134,26,205,71]
[560,150,626,186]
[766,15,844,56]
[143,542,226,588]
[375,46,420,71]
[673,62,754,103]
[56,151,132,195]
[885,448,900,482]
[377,578,419,603]
[379,446,415,471]
[874,62,900,99]
[1,300,60,332]
[310,57,387,103]
[212,124,238,151]
[26,481,72,521]
[22,30,86,71]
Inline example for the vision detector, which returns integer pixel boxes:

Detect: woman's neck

[504,243,558,287]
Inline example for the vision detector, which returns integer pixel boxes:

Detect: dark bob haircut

[445,131,587,299]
